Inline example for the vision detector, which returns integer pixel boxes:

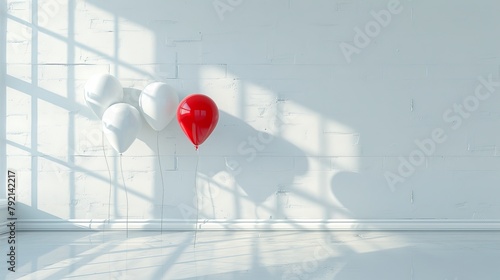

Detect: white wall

[3,0,500,230]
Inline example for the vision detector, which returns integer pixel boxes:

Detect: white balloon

[102,103,142,153]
[84,74,123,119]
[138,82,179,131]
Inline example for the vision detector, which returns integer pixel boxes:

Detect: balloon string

[194,149,200,248]
[119,154,129,238]
[102,131,112,231]
[157,131,166,235]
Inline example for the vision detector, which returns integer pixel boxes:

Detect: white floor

[1,230,500,279]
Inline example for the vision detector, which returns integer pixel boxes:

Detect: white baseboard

[16,218,500,231]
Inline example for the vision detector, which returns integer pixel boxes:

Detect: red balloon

[177,94,219,150]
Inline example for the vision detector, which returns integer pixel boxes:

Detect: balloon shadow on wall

[331,171,412,219]
[196,111,309,205]
[136,106,308,207]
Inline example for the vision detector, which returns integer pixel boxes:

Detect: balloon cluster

[84,74,219,153]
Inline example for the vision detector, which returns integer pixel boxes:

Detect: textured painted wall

[3,0,500,229]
